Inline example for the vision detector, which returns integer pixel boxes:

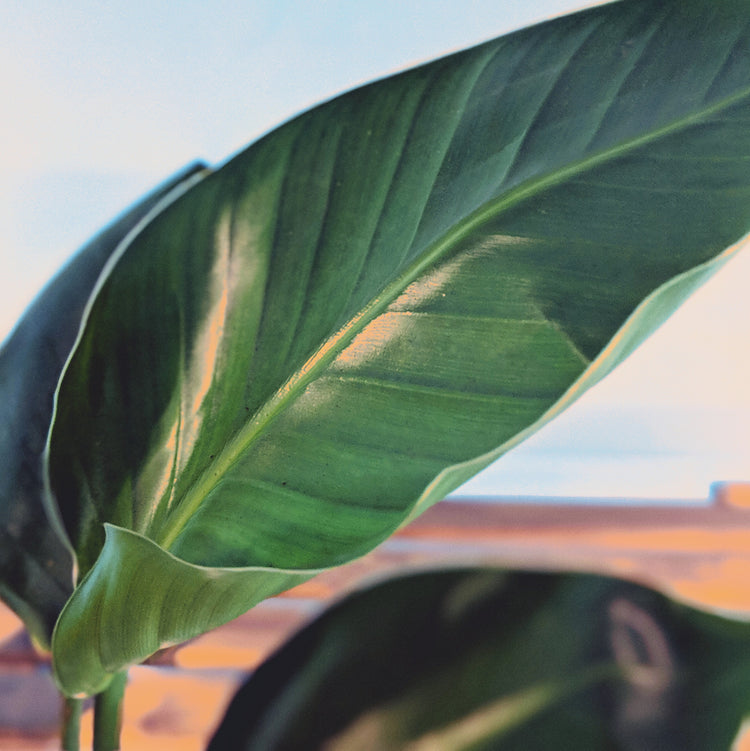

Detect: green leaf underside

[48,0,750,693]
[209,569,750,751]
[0,163,207,645]
[53,525,313,696]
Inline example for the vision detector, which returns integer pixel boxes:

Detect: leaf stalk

[62,695,83,751]
[93,670,128,751]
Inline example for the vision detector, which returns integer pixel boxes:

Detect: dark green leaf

[46,0,750,693]
[0,163,207,645]
[209,569,750,751]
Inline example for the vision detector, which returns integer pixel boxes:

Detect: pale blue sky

[1,0,748,500]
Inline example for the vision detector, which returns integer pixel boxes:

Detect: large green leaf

[0,163,207,646]
[46,0,750,695]
[208,569,750,750]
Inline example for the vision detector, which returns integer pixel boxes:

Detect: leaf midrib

[156,83,750,551]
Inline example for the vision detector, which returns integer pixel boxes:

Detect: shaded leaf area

[209,569,750,751]
[0,163,207,646]
[46,0,750,693]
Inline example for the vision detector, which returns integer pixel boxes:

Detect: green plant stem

[93,670,128,751]
[62,695,83,751]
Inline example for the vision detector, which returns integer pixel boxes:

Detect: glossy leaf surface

[46,0,750,694]
[209,569,750,751]
[0,163,207,645]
